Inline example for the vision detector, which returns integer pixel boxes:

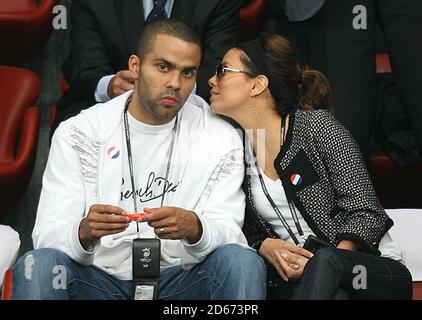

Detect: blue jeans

[12,244,266,300]
[271,247,412,300]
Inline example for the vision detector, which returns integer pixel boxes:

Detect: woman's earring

[251,96,260,123]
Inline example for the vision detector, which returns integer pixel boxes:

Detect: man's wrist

[78,218,94,250]
[107,77,114,99]
[186,211,203,244]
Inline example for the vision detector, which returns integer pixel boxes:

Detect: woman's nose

[208,73,217,88]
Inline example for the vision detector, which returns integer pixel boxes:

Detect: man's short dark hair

[137,19,202,58]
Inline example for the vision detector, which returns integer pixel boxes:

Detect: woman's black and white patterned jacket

[242,109,393,257]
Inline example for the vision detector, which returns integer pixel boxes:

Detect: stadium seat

[0,225,20,300]
[0,0,57,64]
[240,0,268,41]
[0,267,13,300]
[414,282,422,300]
[376,53,392,73]
[0,65,41,217]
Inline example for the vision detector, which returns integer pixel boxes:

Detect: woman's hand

[259,238,313,281]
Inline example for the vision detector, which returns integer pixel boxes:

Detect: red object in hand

[127,213,146,221]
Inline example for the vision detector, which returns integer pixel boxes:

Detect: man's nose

[166,72,181,90]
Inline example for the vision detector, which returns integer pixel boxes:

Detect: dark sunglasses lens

[216,64,224,78]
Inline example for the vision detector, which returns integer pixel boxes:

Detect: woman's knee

[305,247,344,271]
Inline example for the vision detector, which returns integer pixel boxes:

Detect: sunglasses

[215,63,258,80]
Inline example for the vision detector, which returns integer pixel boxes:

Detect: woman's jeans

[12,244,266,300]
[271,247,413,300]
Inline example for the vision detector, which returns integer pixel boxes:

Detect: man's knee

[14,248,72,276]
[211,244,266,277]
[13,248,73,299]
[208,244,266,299]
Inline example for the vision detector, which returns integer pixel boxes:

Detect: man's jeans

[12,244,266,300]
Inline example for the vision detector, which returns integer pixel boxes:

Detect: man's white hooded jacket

[33,92,249,280]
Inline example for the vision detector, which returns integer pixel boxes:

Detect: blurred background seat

[0,65,41,217]
[0,225,20,300]
[0,267,13,300]
[371,53,422,209]
[0,0,56,64]
[376,53,392,74]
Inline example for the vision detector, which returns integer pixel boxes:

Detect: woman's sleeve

[311,110,393,255]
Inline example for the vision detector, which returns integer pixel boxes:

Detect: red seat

[0,0,56,64]
[1,267,13,300]
[240,0,268,41]
[414,282,422,300]
[0,65,41,217]
[371,153,422,209]
[376,53,392,73]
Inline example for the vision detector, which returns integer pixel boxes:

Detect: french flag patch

[107,146,120,159]
[290,173,303,186]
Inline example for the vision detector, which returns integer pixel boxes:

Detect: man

[13,20,266,300]
[53,0,244,134]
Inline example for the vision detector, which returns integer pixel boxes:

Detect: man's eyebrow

[182,65,198,72]
[154,58,176,68]
[155,58,198,71]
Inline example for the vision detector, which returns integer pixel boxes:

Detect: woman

[208,35,413,300]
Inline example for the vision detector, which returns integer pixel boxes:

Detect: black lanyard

[248,116,304,245]
[123,98,178,234]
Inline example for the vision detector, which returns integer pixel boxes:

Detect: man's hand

[259,238,313,281]
[141,207,203,244]
[107,70,135,98]
[79,205,130,250]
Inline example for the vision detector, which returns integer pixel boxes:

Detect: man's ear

[251,75,269,98]
[128,55,140,78]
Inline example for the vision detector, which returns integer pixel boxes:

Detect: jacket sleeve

[32,121,98,265]
[62,0,114,102]
[196,0,243,100]
[180,148,251,267]
[311,110,393,254]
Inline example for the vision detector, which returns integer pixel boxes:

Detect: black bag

[302,235,333,254]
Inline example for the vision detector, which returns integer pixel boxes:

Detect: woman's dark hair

[238,34,334,114]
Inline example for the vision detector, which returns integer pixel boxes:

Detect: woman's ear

[250,75,269,98]
[128,55,140,79]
